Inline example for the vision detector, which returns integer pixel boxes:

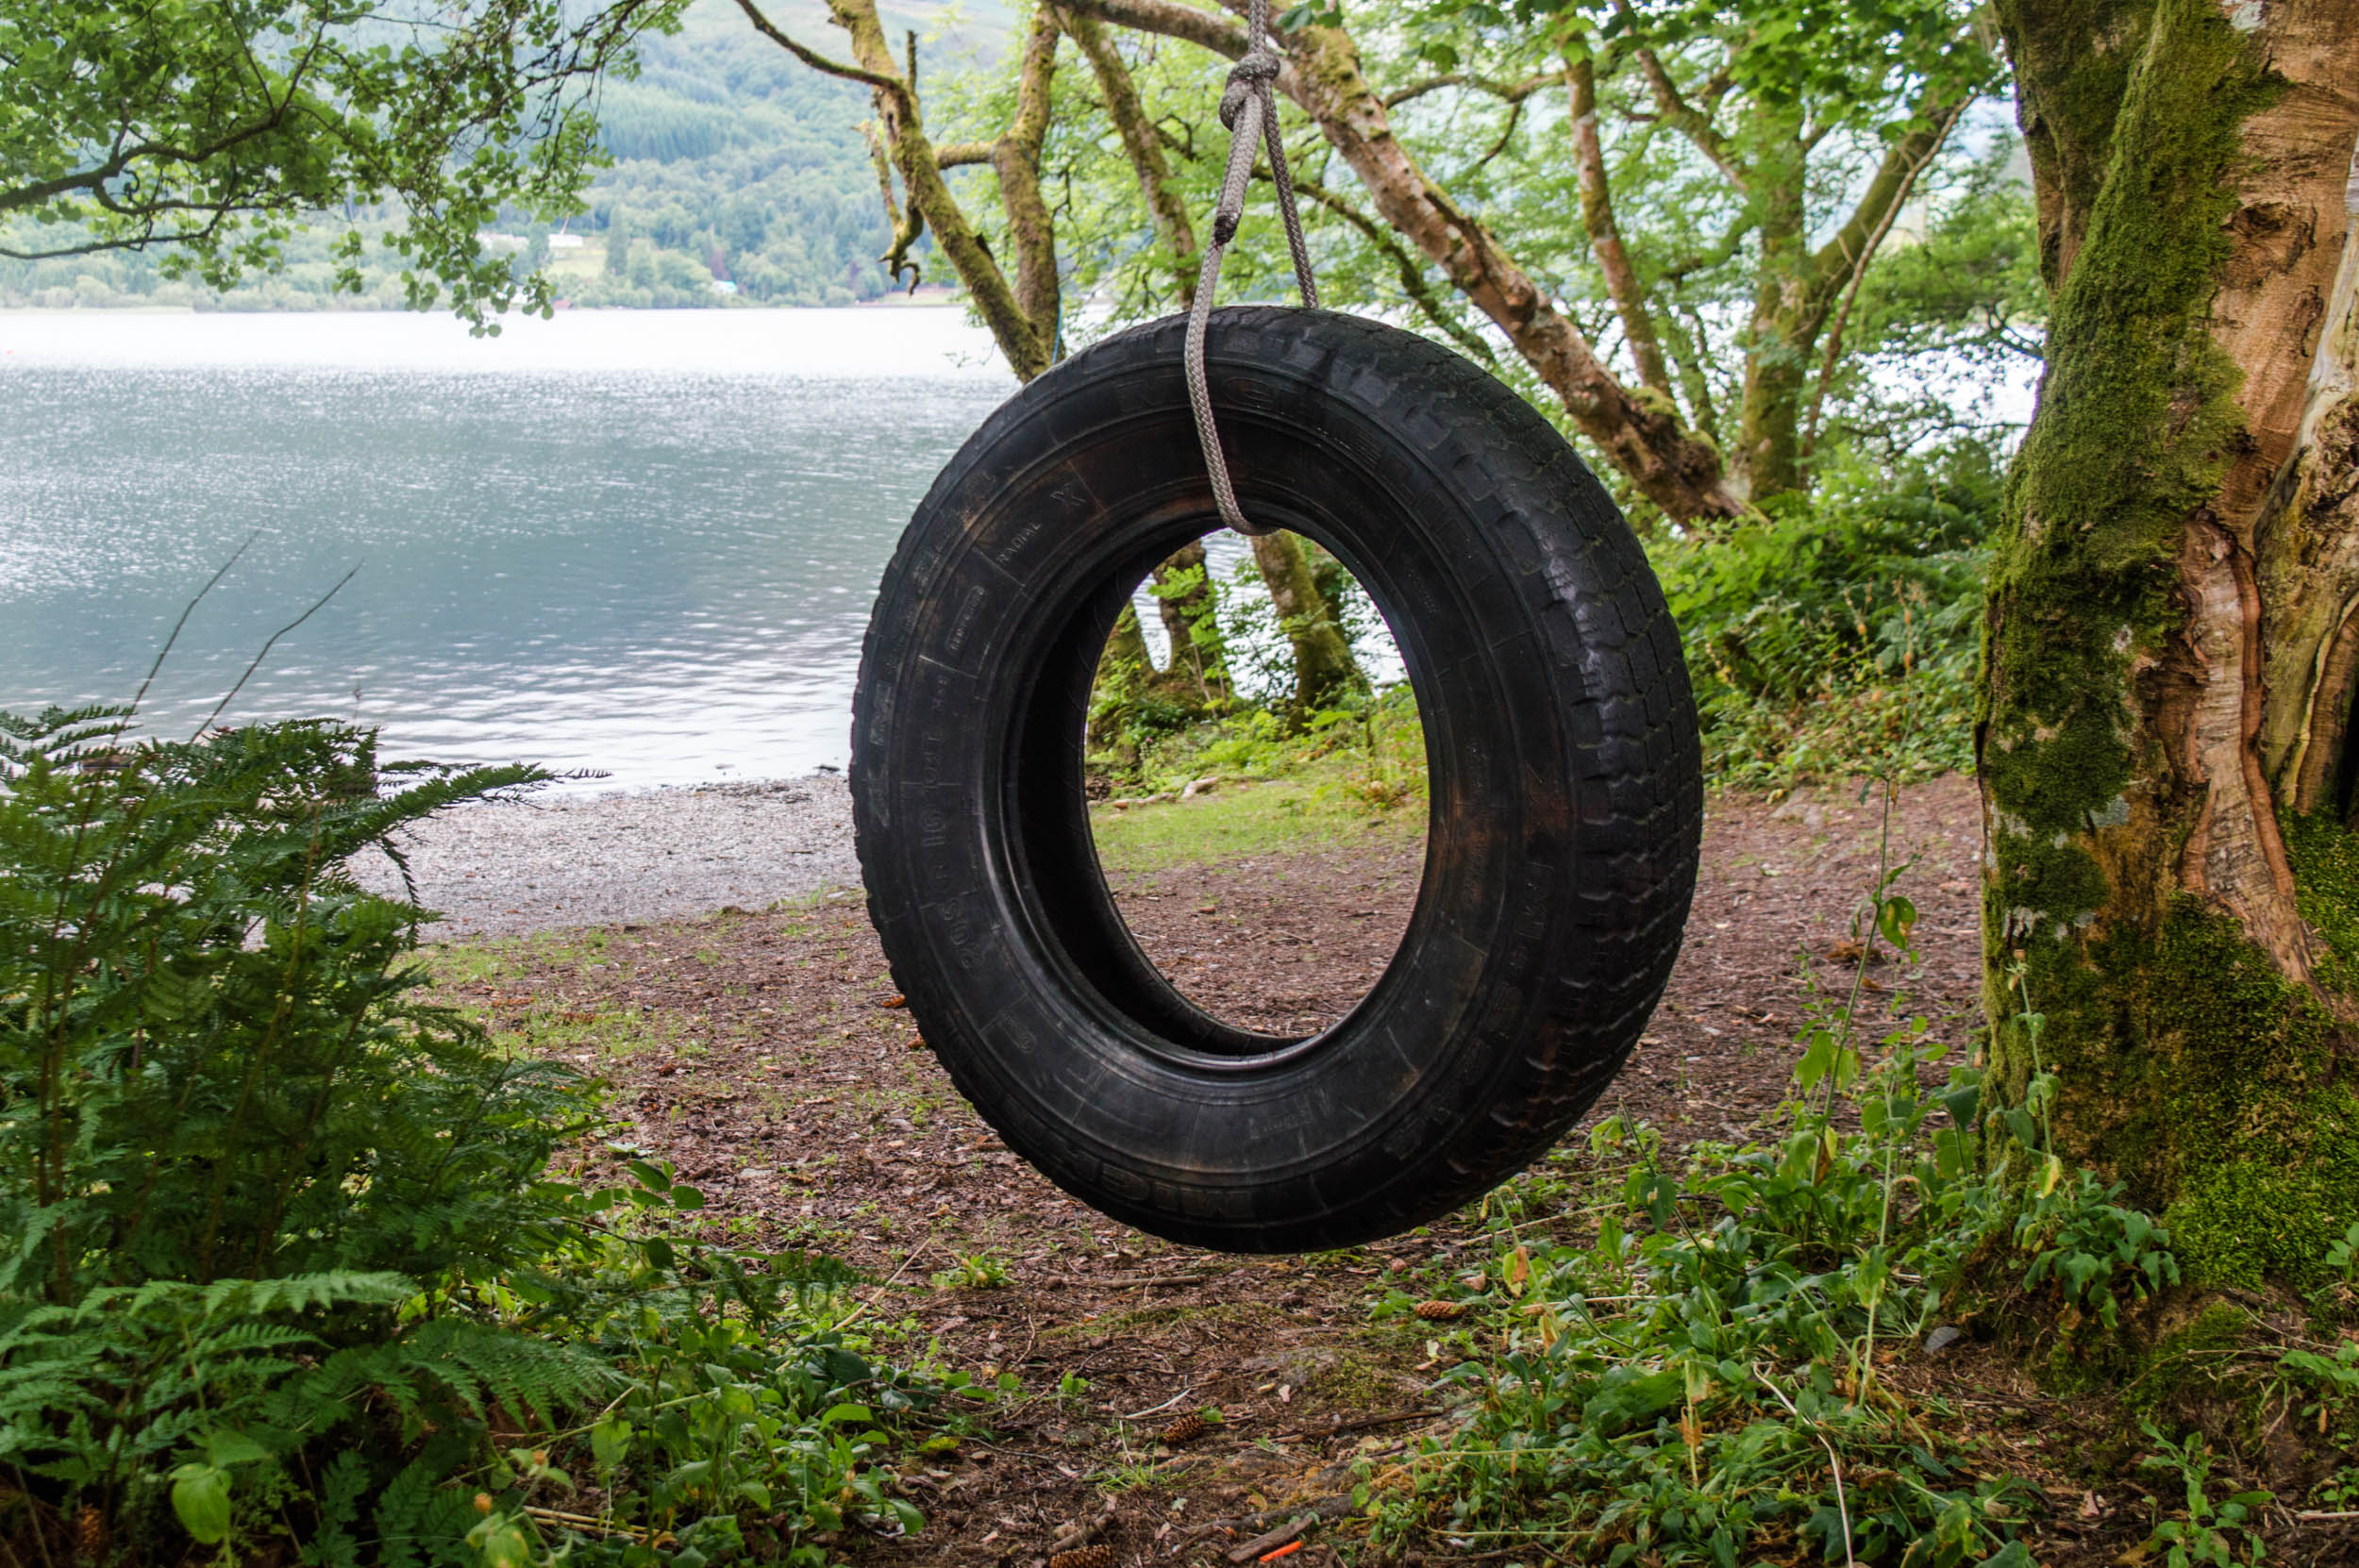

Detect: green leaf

[1942,1080,1982,1127]
[591,1418,631,1473]
[819,1402,874,1426]
[172,1463,233,1544]
[204,1430,273,1467]
[1876,893,1918,950]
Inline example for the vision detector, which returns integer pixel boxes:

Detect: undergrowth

[0,706,975,1565]
[1364,785,2357,1566]
[1650,459,1993,791]
[1084,681,1429,868]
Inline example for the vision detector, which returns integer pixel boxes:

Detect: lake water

[0,308,1016,790]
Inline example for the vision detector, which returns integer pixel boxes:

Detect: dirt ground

[439,777,2352,1567]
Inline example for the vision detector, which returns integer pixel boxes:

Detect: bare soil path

[431,777,2193,1567]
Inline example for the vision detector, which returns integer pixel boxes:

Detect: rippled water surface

[0,309,1014,788]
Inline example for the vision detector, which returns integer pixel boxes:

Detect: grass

[1088,764,1425,873]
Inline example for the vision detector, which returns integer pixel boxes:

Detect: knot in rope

[1218,49,1281,130]
[1183,0,1316,538]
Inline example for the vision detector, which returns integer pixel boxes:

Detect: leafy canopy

[0,0,688,324]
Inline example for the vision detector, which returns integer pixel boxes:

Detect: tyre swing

[849,0,1702,1254]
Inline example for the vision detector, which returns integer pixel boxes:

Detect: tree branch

[1800,94,1971,452]
[993,5,1063,351]
[1058,4,1197,302]
[1061,0,1747,521]
[1286,174,1497,365]
[1608,0,1746,193]
[1565,45,1672,398]
[1660,211,1757,284]
[1804,92,1970,311]
[731,0,908,103]
[1381,71,1553,109]
[799,0,1047,375]
[1057,0,1247,59]
[864,122,925,287]
[727,0,901,101]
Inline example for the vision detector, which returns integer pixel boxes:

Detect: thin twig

[829,1241,935,1332]
[193,565,360,738]
[1119,1385,1196,1420]
[1283,1406,1444,1440]
[130,532,257,719]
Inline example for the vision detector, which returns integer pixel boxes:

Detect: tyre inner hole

[1081,528,1430,1038]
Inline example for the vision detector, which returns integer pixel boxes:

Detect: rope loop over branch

[1183,0,1316,538]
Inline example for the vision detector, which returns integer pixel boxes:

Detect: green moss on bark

[1976,1,2344,1293]
[2282,809,2359,993]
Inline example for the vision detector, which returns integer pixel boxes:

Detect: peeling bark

[2259,135,2359,812]
[1979,0,2359,1282]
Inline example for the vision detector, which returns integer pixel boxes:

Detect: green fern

[2,705,939,1565]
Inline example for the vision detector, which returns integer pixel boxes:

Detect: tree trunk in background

[1250,530,1364,720]
[1980,0,2359,1293]
[1148,539,1230,706]
[1736,124,1810,501]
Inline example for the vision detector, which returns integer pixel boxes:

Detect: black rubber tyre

[851,308,1700,1253]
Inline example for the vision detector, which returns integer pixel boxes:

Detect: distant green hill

[0,0,1009,312]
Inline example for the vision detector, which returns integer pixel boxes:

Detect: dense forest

[0,1,1005,311]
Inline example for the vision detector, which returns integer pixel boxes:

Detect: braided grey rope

[1183,0,1317,539]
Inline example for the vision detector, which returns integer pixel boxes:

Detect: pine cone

[1049,1547,1114,1568]
[1159,1411,1208,1445]
[1414,1298,1468,1321]
[74,1506,107,1562]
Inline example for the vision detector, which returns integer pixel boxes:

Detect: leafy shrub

[1367,793,2195,1567]
[0,705,953,1564]
[0,708,563,1303]
[1651,456,1996,789]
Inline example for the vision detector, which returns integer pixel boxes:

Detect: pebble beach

[354,774,861,938]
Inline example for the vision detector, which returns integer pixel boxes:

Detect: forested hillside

[0,0,1003,311]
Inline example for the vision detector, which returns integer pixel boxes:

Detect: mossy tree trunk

[736,0,1062,375]
[1250,530,1365,722]
[1980,0,2359,1293]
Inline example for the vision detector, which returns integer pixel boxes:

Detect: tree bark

[1564,46,1674,400]
[1980,0,2359,1293]
[1736,117,1811,500]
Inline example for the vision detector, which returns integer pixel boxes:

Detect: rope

[1183,0,1316,538]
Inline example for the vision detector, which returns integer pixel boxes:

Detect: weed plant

[0,705,962,1565]
[1361,785,2303,1567]
[1650,461,1994,790]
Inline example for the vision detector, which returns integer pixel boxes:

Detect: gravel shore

[355,775,860,939]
